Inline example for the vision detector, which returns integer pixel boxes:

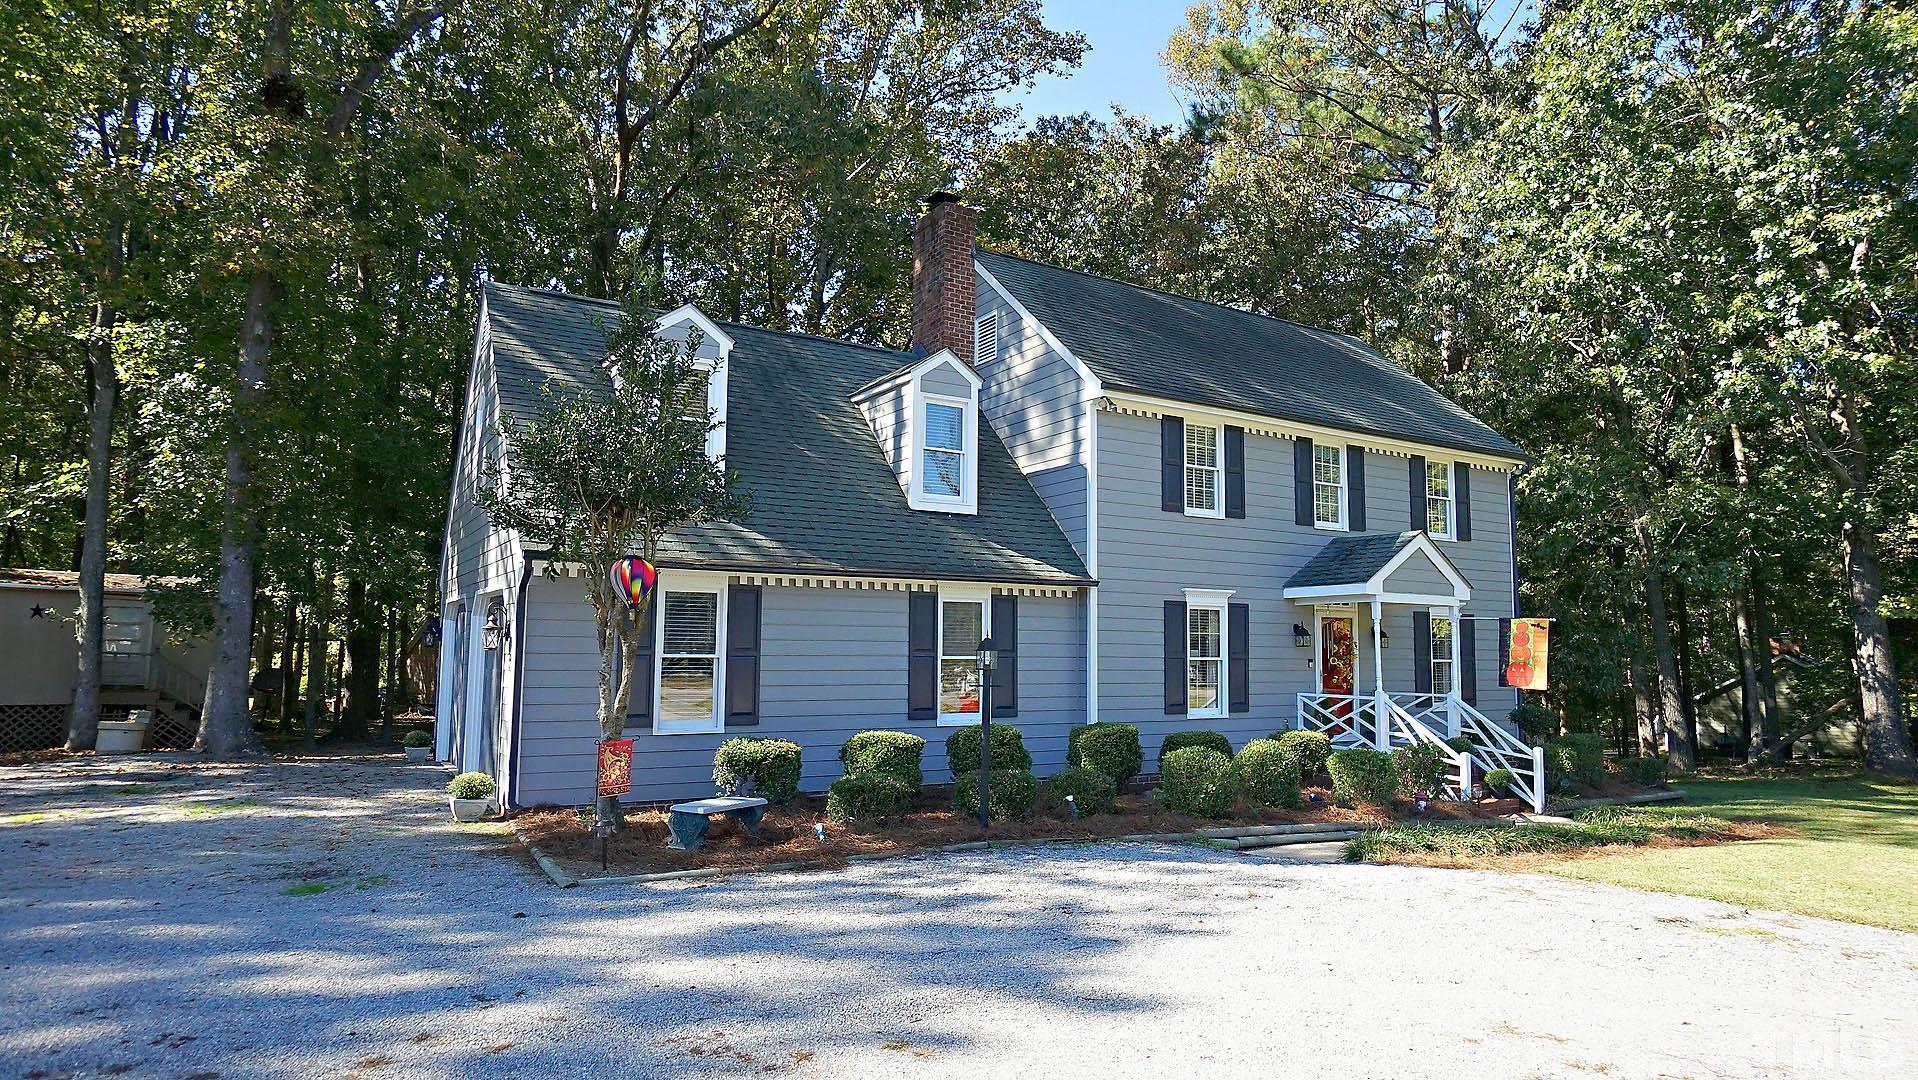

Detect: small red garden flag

[1505,618,1551,691]
[597,739,634,798]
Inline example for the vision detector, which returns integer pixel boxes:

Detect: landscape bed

[1347,805,1783,869]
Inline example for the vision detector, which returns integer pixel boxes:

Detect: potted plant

[402,730,433,763]
[1483,768,1515,800]
[447,772,498,821]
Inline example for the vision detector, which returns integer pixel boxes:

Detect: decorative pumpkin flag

[1505,618,1551,691]
[609,557,657,608]
[597,739,634,798]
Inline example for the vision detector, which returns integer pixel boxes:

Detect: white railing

[1296,690,1547,813]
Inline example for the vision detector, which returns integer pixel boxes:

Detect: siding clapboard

[974,276,1090,557]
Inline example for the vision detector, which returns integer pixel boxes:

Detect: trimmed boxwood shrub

[1156,746,1239,817]
[839,730,926,788]
[1273,730,1332,780]
[1546,733,1607,787]
[1233,739,1301,809]
[447,772,497,800]
[1620,755,1668,787]
[1483,767,1516,795]
[401,729,432,748]
[945,723,1031,774]
[1160,730,1232,765]
[712,737,803,804]
[826,772,915,823]
[954,768,1038,821]
[1327,748,1400,806]
[1068,723,1143,788]
[1393,743,1452,798]
[1047,766,1118,816]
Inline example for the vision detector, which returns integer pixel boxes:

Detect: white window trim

[650,570,730,736]
[1426,460,1455,541]
[1429,608,1457,696]
[906,354,981,515]
[1183,421,1225,519]
[654,304,731,467]
[1312,441,1348,532]
[936,584,992,727]
[1184,587,1234,720]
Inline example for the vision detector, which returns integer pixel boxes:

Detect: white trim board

[1100,391,1523,471]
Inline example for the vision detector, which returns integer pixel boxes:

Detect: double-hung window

[1430,614,1455,696]
[921,400,967,500]
[1187,602,1225,718]
[656,588,722,734]
[1426,461,1454,539]
[1184,423,1223,517]
[938,591,988,724]
[1313,443,1346,529]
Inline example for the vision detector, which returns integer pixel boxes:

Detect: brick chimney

[911,192,978,364]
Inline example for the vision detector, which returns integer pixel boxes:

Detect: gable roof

[1282,531,1470,601]
[975,249,1524,461]
[481,281,1091,586]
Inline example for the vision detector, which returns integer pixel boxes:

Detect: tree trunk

[1636,523,1694,770]
[1750,573,1785,762]
[1731,587,1762,759]
[196,269,274,758]
[1842,519,1914,776]
[65,296,119,752]
[301,572,332,750]
[336,577,380,741]
[277,593,299,728]
[1669,578,1701,754]
[1630,649,1658,756]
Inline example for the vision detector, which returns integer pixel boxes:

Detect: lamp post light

[975,636,998,831]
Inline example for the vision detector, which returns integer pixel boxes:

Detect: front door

[1319,614,1356,697]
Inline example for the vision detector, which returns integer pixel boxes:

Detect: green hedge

[1620,755,1668,787]
[1392,743,1452,798]
[954,768,1038,821]
[712,737,803,804]
[1546,733,1606,787]
[1047,766,1118,816]
[1160,730,1232,765]
[839,730,926,788]
[1272,730,1332,780]
[1327,748,1400,806]
[946,723,1031,774]
[1156,746,1239,817]
[826,772,915,823]
[1508,701,1554,744]
[1068,723,1143,787]
[1232,739,1301,809]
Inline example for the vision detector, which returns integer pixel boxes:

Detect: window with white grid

[921,400,966,499]
[1426,461,1454,538]
[1431,614,1455,695]
[1188,604,1224,717]
[1184,423,1222,516]
[1313,443,1345,528]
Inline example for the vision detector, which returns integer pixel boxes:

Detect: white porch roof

[1282,531,1470,606]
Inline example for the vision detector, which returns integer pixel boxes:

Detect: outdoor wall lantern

[1292,622,1312,647]
[1379,630,1391,649]
[481,602,508,652]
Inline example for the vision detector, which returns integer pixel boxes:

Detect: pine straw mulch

[1352,812,1790,873]
[508,785,1533,879]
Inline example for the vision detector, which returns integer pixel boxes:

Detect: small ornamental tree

[478,298,747,827]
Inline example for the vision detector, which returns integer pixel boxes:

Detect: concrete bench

[666,796,769,851]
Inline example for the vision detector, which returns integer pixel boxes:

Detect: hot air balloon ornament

[609,557,657,609]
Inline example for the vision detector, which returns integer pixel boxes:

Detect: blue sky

[1014,0,1194,126]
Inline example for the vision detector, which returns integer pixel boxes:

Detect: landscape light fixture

[974,637,998,831]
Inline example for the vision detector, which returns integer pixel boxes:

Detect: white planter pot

[96,718,150,755]
[404,746,432,763]
[449,796,493,822]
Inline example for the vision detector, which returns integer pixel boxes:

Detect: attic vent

[973,311,1000,367]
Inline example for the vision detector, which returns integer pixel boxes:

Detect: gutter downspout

[504,553,533,811]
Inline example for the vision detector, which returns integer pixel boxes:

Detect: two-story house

[436,194,1543,813]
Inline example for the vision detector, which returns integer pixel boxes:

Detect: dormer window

[654,303,734,466]
[853,348,982,516]
[922,400,967,498]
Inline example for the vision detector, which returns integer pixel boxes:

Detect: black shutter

[1161,415,1185,513]
[908,591,938,722]
[623,598,659,725]
[725,585,761,725]
[990,595,1018,717]
[1455,464,1473,541]
[1224,426,1246,519]
[1228,602,1250,713]
[1294,438,1315,526]
[1413,609,1433,694]
[1163,600,1187,715]
[1497,617,1512,687]
[1347,446,1367,532]
[1459,616,1478,705]
[1408,455,1427,531]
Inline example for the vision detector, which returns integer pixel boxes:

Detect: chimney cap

[924,189,963,207]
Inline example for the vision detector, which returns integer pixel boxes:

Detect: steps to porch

[1297,690,1548,813]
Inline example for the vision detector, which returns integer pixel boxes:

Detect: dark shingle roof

[1285,532,1422,590]
[976,250,1524,460]
[482,281,1091,586]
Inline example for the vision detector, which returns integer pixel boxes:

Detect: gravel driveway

[2,754,1913,1080]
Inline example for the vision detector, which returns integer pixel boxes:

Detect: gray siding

[975,277,1089,556]
[856,379,913,496]
[1381,549,1456,597]
[1093,408,1520,753]
[442,331,519,599]
[513,576,1086,807]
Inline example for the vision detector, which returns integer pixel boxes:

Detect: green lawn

[1544,771,1918,932]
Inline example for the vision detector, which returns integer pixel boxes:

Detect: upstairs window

[1313,443,1346,529]
[1426,461,1454,539]
[922,400,967,498]
[1184,423,1222,517]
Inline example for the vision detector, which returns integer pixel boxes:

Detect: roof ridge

[485,279,625,311]
[975,247,1379,355]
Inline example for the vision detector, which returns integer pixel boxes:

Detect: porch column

[1371,599,1388,749]
[1447,603,1463,737]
